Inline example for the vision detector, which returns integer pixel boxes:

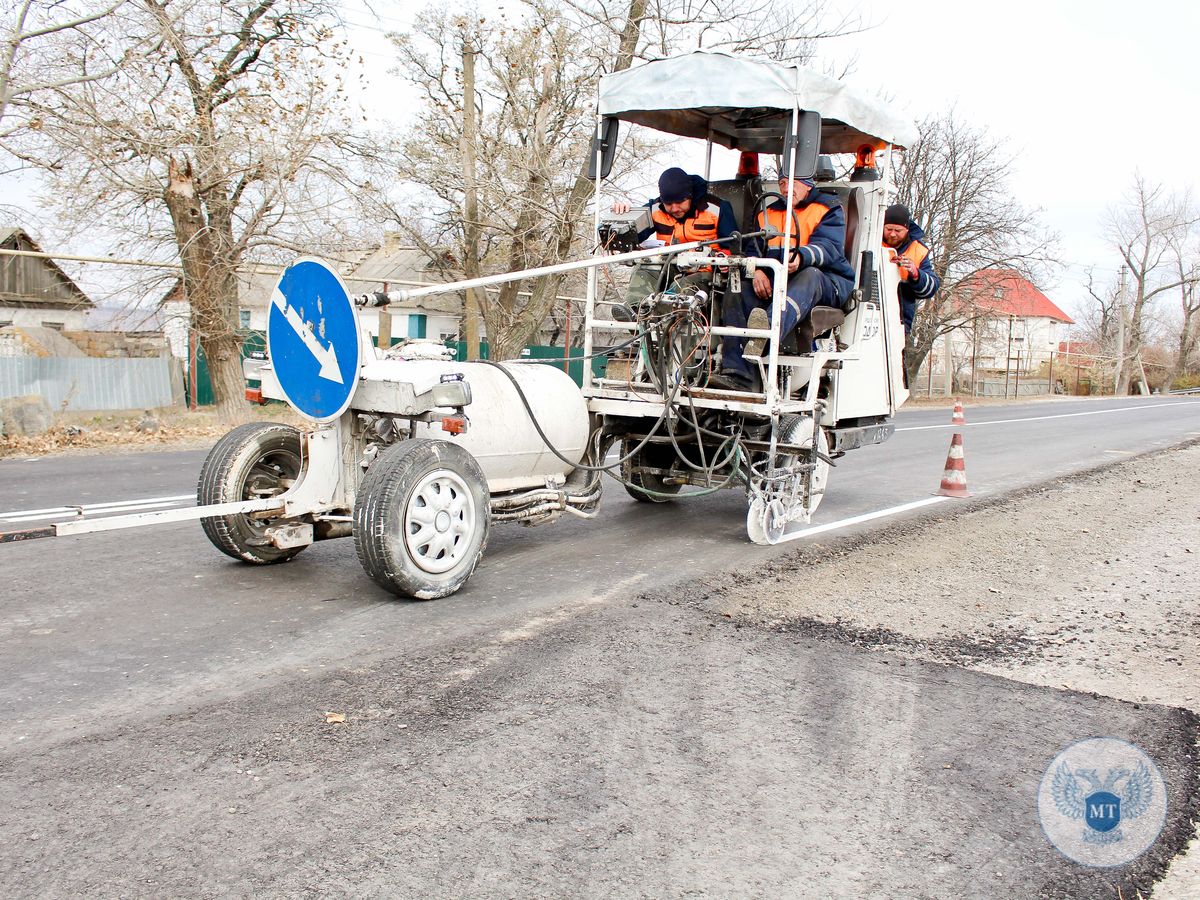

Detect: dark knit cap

[658,167,692,204]
[884,204,911,226]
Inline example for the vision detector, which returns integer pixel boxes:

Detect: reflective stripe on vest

[758,202,830,251]
[652,201,722,245]
[889,240,929,281]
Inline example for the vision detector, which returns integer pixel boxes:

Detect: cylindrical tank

[358,358,590,493]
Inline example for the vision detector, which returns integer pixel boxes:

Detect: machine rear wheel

[354,439,490,600]
[620,439,682,503]
[198,422,305,564]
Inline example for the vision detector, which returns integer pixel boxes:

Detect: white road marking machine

[6,53,916,600]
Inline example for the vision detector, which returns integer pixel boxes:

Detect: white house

[925,269,1074,390]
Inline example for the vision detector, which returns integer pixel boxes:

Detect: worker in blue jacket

[882,204,940,333]
[710,171,855,392]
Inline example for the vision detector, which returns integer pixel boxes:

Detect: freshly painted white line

[0,493,195,521]
[2,499,192,524]
[1103,450,1135,455]
[896,402,1184,432]
[786,495,953,539]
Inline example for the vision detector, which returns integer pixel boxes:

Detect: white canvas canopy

[596,51,917,153]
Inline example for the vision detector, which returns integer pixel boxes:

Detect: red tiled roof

[959,269,1074,324]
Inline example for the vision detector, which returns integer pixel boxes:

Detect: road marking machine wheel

[354,439,490,600]
[746,415,831,545]
[198,422,306,564]
[621,439,683,503]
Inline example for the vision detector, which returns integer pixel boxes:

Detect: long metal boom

[369,241,713,305]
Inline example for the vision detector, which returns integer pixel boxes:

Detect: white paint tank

[379,359,590,493]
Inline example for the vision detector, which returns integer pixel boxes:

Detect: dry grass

[0,403,305,459]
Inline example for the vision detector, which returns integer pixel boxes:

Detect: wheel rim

[241,447,301,536]
[403,469,477,574]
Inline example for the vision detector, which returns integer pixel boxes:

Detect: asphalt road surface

[2,395,1198,897]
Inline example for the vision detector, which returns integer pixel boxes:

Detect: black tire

[621,439,682,503]
[198,422,306,564]
[354,439,490,600]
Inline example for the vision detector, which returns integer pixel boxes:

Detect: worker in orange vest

[709,170,854,392]
[611,167,737,302]
[882,204,940,333]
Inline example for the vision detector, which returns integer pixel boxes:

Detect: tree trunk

[163,157,244,422]
[459,35,483,360]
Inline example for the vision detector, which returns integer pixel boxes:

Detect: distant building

[0,228,94,331]
[924,270,1075,392]
[237,234,462,344]
[954,269,1074,373]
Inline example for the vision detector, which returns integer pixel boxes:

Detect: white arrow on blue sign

[266,258,362,422]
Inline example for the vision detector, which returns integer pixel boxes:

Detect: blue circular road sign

[267,258,361,422]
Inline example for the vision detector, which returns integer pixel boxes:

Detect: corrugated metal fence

[0,356,176,410]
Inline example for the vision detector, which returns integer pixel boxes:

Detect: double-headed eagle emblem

[1052,761,1155,845]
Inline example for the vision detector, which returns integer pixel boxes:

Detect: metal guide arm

[0,496,285,543]
[356,240,720,306]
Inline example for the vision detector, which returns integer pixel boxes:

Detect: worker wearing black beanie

[884,204,911,226]
[882,205,940,333]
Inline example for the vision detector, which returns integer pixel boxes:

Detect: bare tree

[1163,214,1200,389]
[0,0,132,139]
[10,0,382,420]
[892,110,1058,382]
[387,0,855,362]
[1078,267,1122,350]
[1105,175,1199,394]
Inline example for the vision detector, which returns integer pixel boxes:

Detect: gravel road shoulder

[692,440,1200,896]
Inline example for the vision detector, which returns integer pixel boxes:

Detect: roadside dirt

[0,405,302,458]
[692,441,1200,897]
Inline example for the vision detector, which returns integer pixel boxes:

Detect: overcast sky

[820,0,1199,319]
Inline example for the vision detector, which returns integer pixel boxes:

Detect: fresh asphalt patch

[1,595,1195,899]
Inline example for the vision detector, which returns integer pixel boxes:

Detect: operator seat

[782,184,864,353]
[705,176,764,234]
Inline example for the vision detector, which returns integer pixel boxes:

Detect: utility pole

[943,330,953,396]
[1004,315,1013,399]
[1113,264,1127,394]
[459,32,483,360]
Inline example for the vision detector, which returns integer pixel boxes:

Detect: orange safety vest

[887,240,929,281]
[757,202,831,251]
[652,201,722,245]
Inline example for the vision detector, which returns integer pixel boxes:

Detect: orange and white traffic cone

[951,398,965,426]
[936,432,971,498]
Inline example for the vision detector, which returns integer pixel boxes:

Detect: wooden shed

[0,228,94,330]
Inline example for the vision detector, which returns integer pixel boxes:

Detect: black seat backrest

[843,186,865,264]
[706,177,764,232]
[810,184,865,278]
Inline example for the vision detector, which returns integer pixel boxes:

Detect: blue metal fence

[0,356,176,411]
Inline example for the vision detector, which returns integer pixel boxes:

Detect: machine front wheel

[354,439,490,600]
[198,421,306,564]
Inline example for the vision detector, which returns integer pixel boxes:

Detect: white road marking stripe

[896,402,1186,432]
[788,496,952,539]
[1103,450,1135,455]
[0,493,195,522]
